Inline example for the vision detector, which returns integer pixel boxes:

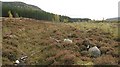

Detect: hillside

[2,17,119,65]
[106,17,120,21]
[2,2,42,11]
[2,1,91,22]
[2,1,70,22]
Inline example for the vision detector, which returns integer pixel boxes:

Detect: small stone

[15,60,20,64]
[64,39,72,43]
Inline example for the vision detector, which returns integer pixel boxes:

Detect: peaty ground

[2,18,119,65]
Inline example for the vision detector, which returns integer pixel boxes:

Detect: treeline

[2,2,91,22]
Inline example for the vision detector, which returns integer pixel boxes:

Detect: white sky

[1,0,120,20]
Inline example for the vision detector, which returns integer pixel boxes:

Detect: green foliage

[2,2,91,22]
[8,10,13,18]
[15,13,19,17]
[53,14,60,22]
[2,2,69,22]
[63,19,68,23]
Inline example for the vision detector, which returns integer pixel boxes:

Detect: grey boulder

[88,46,101,57]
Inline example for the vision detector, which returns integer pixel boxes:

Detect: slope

[2,17,119,65]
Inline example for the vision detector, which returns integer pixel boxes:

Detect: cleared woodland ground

[2,18,119,65]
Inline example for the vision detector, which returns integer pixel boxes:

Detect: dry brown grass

[2,18,119,65]
[94,55,118,65]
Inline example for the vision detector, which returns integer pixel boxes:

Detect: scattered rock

[88,46,101,58]
[64,39,72,43]
[15,60,20,64]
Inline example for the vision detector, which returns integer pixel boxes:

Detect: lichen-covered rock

[88,46,101,57]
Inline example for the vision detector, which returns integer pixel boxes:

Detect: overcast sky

[1,0,120,20]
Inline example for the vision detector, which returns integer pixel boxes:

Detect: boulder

[88,46,101,57]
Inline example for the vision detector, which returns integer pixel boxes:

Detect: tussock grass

[67,22,118,39]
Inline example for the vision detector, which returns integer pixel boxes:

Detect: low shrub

[100,47,110,54]
[94,55,117,65]
[2,49,17,61]
[80,51,88,56]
